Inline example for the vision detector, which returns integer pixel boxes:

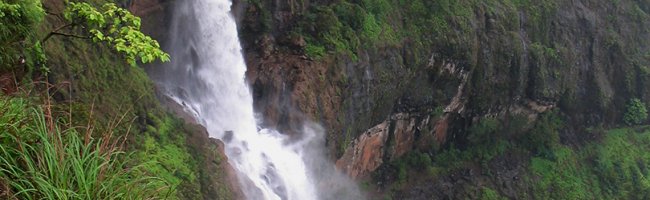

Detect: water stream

[147,0,362,199]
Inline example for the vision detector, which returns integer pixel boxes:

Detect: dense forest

[2,0,650,199]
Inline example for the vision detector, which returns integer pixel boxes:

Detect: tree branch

[45,32,90,41]
[41,23,79,42]
[42,4,67,23]
[44,10,61,16]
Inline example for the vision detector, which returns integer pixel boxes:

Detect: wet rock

[223,131,234,143]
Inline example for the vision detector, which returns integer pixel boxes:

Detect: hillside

[0,0,236,199]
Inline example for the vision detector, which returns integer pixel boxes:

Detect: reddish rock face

[336,113,432,179]
[336,122,389,179]
[389,113,417,160]
[434,115,450,144]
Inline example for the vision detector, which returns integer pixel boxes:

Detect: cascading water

[147,0,363,199]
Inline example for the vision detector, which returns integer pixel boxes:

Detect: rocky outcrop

[336,112,437,179]
[244,52,342,137]
[336,97,557,180]
[336,122,389,179]
[390,113,417,159]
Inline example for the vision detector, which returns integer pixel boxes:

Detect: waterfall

[147,0,363,199]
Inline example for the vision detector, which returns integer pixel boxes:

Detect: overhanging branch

[41,23,82,42]
[48,32,90,40]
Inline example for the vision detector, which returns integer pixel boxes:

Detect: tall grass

[0,97,172,200]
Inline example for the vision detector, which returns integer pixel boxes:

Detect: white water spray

[148,0,363,199]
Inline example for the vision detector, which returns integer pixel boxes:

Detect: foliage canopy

[55,2,170,65]
[0,0,44,70]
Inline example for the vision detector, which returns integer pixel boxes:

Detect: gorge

[3,0,650,199]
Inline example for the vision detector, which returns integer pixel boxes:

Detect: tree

[623,98,648,125]
[43,2,169,65]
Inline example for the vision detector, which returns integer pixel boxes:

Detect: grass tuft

[0,97,172,200]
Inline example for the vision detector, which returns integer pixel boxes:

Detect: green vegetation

[522,111,563,158]
[0,0,45,71]
[526,127,650,199]
[592,128,650,199]
[430,106,445,118]
[295,1,400,59]
[381,151,436,191]
[1,0,232,199]
[1,0,168,74]
[479,187,506,200]
[0,97,169,199]
[528,147,595,199]
[304,43,326,59]
[133,114,203,199]
[52,2,169,65]
[286,0,511,60]
[467,118,500,145]
[624,98,648,125]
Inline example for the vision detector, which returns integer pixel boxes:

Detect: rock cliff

[234,0,650,198]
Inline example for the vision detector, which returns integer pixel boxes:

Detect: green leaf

[57,2,169,65]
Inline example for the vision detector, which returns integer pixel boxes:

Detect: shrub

[467,118,500,145]
[480,187,506,200]
[523,110,563,158]
[466,118,510,165]
[623,98,648,125]
[305,43,326,59]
